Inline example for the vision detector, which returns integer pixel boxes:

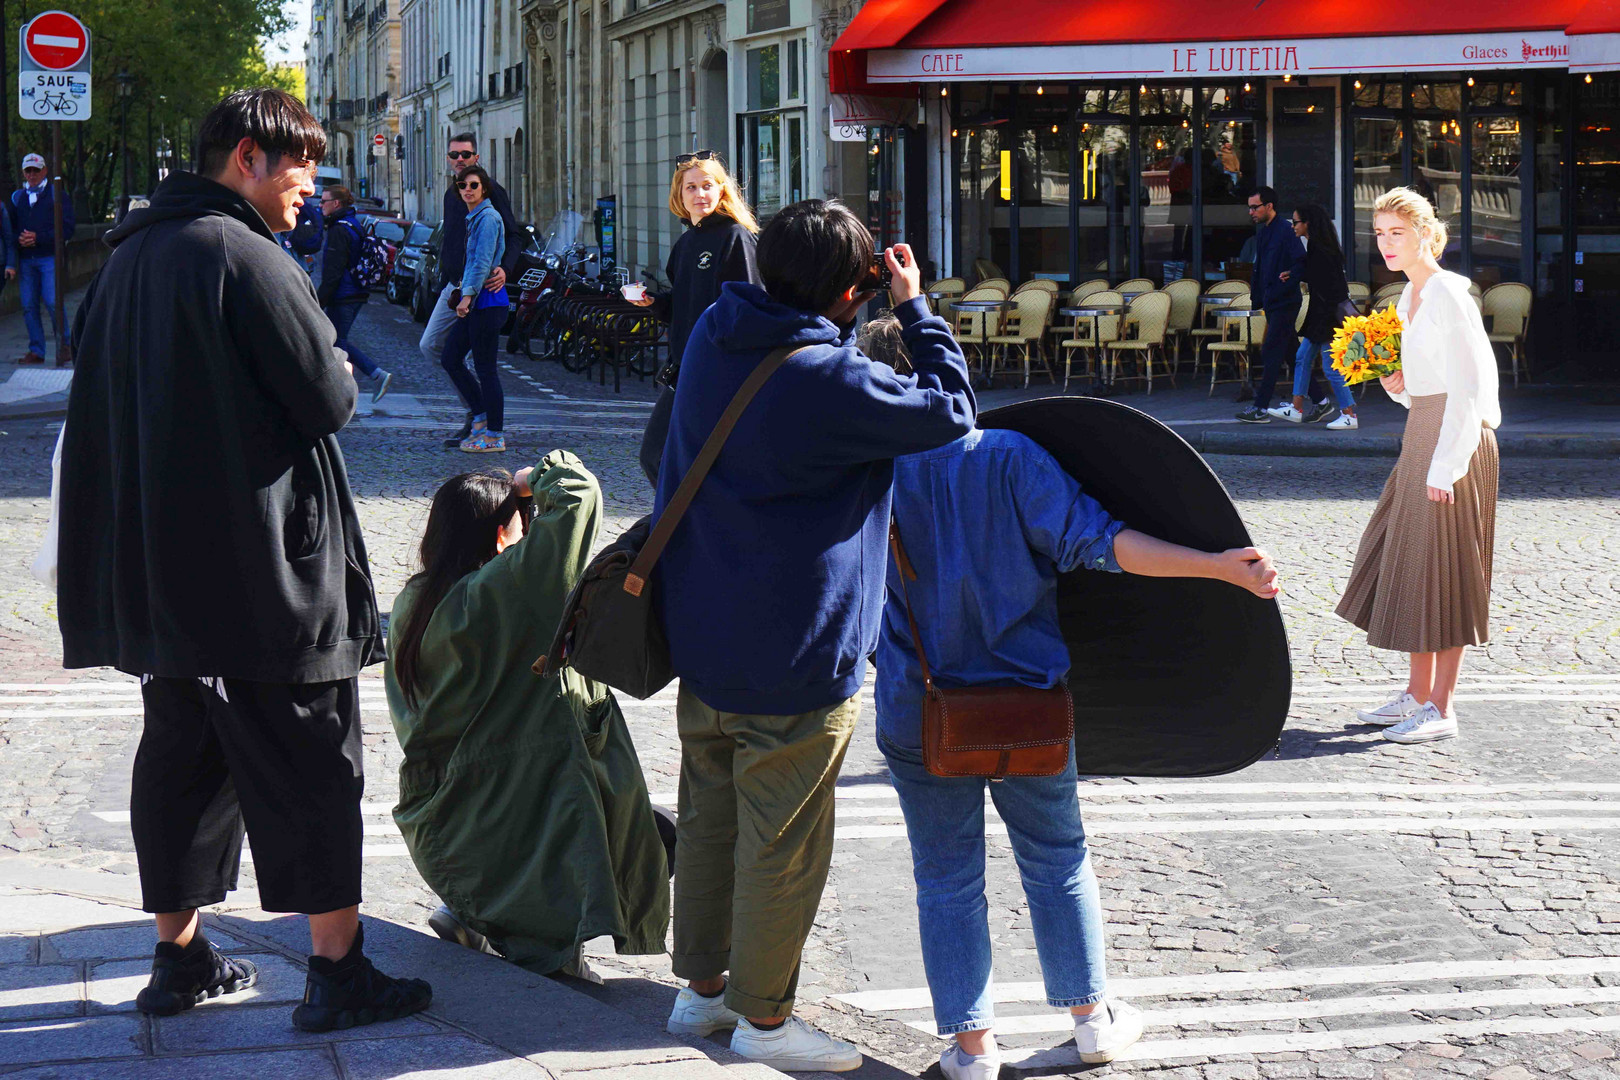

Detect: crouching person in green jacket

[384,450,671,981]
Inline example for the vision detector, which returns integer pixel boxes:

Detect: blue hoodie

[653,284,976,715]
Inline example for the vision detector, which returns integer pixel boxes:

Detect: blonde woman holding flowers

[1336,187,1500,745]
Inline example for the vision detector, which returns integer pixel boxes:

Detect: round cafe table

[951,298,1015,384]
[1059,302,1130,390]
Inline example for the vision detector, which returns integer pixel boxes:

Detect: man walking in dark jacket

[11,152,74,364]
[1235,185,1306,423]
[656,200,975,1071]
[57,88,430,1035]
[318,184,392,403]
[418,132,524,446]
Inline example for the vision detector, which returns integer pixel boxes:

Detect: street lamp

[116,71,135,212]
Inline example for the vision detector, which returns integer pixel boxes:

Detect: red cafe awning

[831,0,1588,92]
[1570,0,1620,71]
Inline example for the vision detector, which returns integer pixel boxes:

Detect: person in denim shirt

[440,165,510,453]
[861,317,1279,1075]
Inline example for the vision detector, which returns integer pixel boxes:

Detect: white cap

[21,154,45,171]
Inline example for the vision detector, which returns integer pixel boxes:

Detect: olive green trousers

[671,686,859,1018]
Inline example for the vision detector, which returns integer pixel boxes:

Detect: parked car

[387,221,436,305]
[410,222,446,323]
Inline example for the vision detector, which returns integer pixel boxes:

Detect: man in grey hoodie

[58,88,431,1035]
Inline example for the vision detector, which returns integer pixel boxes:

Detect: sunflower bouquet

[1329,305,1403,386]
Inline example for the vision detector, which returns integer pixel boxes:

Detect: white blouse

[1391,270,1502,493]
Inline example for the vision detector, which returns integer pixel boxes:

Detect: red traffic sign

[373,132,386,146]
[23,12,88,70]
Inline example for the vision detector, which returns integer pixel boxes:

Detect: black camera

[859,246,905,293]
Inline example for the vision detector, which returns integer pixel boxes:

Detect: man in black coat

[57,88,430,1035]
[1236,185,1306,423]
[417,132,525,446]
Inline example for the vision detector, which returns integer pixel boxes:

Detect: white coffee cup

[621,282,647,302]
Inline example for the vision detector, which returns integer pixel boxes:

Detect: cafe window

[1203,118,1257,281]
[738,35,807,220]
[1137,87,1195,283]
[1074,120,1130,280]
[1533,76,1567,302]
[1017,86,1071,282]
[1353,78,1403,110]
[1470,114,1524,288]
[1352,116,1403,285]
[1411,116,1463,261]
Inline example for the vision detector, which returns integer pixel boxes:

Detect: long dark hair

[1296,203,1344,267]
[392,471,519,707]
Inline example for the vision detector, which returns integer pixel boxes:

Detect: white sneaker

[1074,1000,1144,1064]
[1327,413,1359,430]
[729,1016,863,1072]
[667,985,742,1036]
[1355,691,1420,727]
[1265,404,1305,422]
[1383,702,1458,744]
[940,1043,1001,1080]
[371,370,393,404]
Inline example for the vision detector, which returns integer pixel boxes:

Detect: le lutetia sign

[18,11,92,121]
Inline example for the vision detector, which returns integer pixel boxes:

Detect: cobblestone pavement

[3,296,1620,1078]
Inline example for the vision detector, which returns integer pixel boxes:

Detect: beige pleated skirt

[1336,393,1498,654]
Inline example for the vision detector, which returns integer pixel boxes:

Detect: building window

[739,35,807,220]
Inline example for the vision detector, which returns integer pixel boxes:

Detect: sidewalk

[0,282,83,421]
[0,864,781,1080]
[978,374,1620,459]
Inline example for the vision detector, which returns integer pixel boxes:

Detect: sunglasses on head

[676,149,720,167]
[457,179,482,191]
[447,150,476,160]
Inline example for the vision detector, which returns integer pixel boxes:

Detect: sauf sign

[18,10,92,121]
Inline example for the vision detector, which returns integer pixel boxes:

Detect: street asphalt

[2,294,1619,1078]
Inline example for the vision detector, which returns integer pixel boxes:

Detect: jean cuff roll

[1048,990,1107,1008]
[935,1013,997,1035]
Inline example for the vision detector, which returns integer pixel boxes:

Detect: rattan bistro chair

[1372,281,1406,310]
[1058,290,1123,390]
[1189,279,1249,373]
[1205,292,1258,396]
[1105,292,1175,393]
[1347,281,1370,312]
[1071,278,1110,301]
[1161,278,1201,367]
[976,277,1011,295]
[1482,282,1533,386]
[1048,280,1112,359]
[952,285,1009,366]
[1014,278,1061,295]
[987,288,1056,387]
[1115,277,1157,294]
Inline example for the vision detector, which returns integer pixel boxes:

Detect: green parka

[385,451,669,974]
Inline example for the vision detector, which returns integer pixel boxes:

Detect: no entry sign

[18,11,92,121]
[24,12,88,69]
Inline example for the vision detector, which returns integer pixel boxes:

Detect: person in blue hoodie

[654,199,975,1073]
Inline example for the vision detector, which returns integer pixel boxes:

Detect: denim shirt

[875,427,1126,750]
[459,200,506,305]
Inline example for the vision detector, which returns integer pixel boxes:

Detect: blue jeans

[325,301,379,378]
[19,257,67,357]
[880,737,1107,1034]
[1292,337,1353,410]
[439,306,506,432]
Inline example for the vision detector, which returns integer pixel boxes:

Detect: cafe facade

[830,0,1620,378]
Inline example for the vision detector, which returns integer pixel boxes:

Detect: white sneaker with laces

[730,1016,863,1072]
[1073,1001,1144,1064]
[940,1044,1001,1080]
[1355,691,1420,726]
[667,986,742,1036]
[1383,702,1458,744]
[1265,404,1305,422]
[1327,413,1359,430]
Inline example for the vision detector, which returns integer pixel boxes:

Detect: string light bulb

[1282,73,1291,82]
[1036,85,1044,95]
[1243,82,1251,92]
[1354,79,1362,90]
[1467,77,1475,87]
[1587,73,1595,84]
[1051,124,1059,133]
[951,128,958,137]
[940,86,948,97]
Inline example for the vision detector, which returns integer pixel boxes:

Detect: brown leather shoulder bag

[889,521,1074,780]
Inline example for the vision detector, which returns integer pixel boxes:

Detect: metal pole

[119,90,128,209]
[50,120,68,367]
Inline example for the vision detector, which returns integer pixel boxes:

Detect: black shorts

[131,676,365,915]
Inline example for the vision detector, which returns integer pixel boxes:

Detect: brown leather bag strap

[888,520,935,693]
[624,345,805,596]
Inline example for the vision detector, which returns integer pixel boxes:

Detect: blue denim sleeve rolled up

[1010,448,1126,575]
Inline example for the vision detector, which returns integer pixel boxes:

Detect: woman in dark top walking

[628,151,761,484]
[1267,203,1358,429]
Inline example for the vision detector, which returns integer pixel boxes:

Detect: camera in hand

[859,247,905,293]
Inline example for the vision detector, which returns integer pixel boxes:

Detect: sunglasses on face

[676,149,720,167]
[457,180,482,191]
[447,150,476,160]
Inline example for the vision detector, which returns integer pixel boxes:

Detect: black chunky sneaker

[291,923,432,1033]
[135,935,259,1016]
[442,413,474,448]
